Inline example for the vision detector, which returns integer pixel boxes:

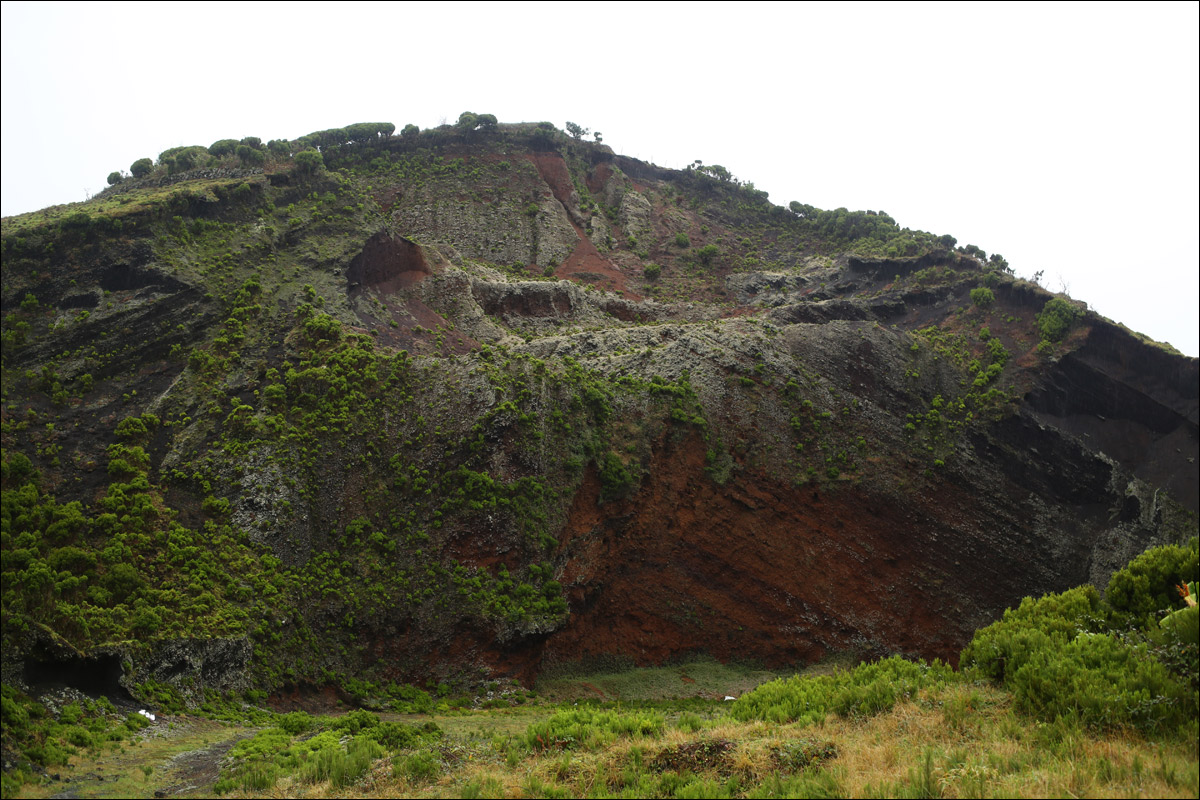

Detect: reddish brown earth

[527,152,638,298]
[268,684,351,713]
[586,162,614,196]
[529,430,1044,673]
[345,232,478,353]
[346,232,430,292]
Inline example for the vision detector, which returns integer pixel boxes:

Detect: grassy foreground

[4,658,1196,799]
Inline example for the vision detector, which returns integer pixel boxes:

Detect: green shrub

[1037,297,1081,342]
[1106,540,1199,621]
[330,708,379,734]
[1010,632,1192,732]
[302,736,383,788]
[524,708,664,752]
[598,451,635,502]
[1151,602,1200,692]
[732,656,956,725]
[160,145,205,173]
[61,212,92,231]
[962,542,1200,733]
[237,145,266,166]
[643,263,661,281]
[303,313,341,345]
[696,244,720,266]
[114,416,149,439]
[130,158,153,178]
[106,171,123,186]
[961,585,1103,683]
[277,711,313,735]
[362,720,422,749]
[675,232,690,248]
[238,764,279,792]
[208,139,240,157]
[293,150,324,175]
[969,286,995,309]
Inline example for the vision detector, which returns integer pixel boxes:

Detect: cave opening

[25,653,133,701]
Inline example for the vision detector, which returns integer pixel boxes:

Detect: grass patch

[536,656,789,703]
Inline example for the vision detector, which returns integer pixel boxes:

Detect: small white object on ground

[723,696,736,701]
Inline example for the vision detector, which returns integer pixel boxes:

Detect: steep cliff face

[2,122,1195,697]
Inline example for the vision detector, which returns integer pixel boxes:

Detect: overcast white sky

[3,1,1197,356]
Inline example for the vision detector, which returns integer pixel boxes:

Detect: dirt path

[28,717,255,800]
[154,725,257,797]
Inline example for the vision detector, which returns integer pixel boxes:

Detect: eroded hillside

[2,120,1196,704]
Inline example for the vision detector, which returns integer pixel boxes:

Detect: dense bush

[236,145,266,166]
[696,244,720,266]
[208,139,240,157]
[732,656,956,725]
[1152,604,1199,692]
[293,150,324,175]
[960,585,1103,683]
[1106,539,1199,621]
[295,127,347,150]
[970,286,995,309]
[129,158,153,178]
[523,708,664,751]
[1010,632,1192,732]
[345,122,394,143]
[643,263,661,281]
[159,145,206,174]
[598,451,634,502]
[962,542,1198,733]
[303,313,341,345]
[106,171,123,186]
[1037,297,1082,342]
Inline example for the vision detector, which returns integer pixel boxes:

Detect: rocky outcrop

[8,623,251,706]
[618,191,654,246]
[1027,323,1199,509]
[347,232,431,292]
[121,637,253,701]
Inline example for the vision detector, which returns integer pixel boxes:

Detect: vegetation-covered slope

[2,117,1196,716]
[2,539,1195,798]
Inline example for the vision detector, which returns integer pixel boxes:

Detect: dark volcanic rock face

[2,126,1195,697]
[1026,325,1199,509]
